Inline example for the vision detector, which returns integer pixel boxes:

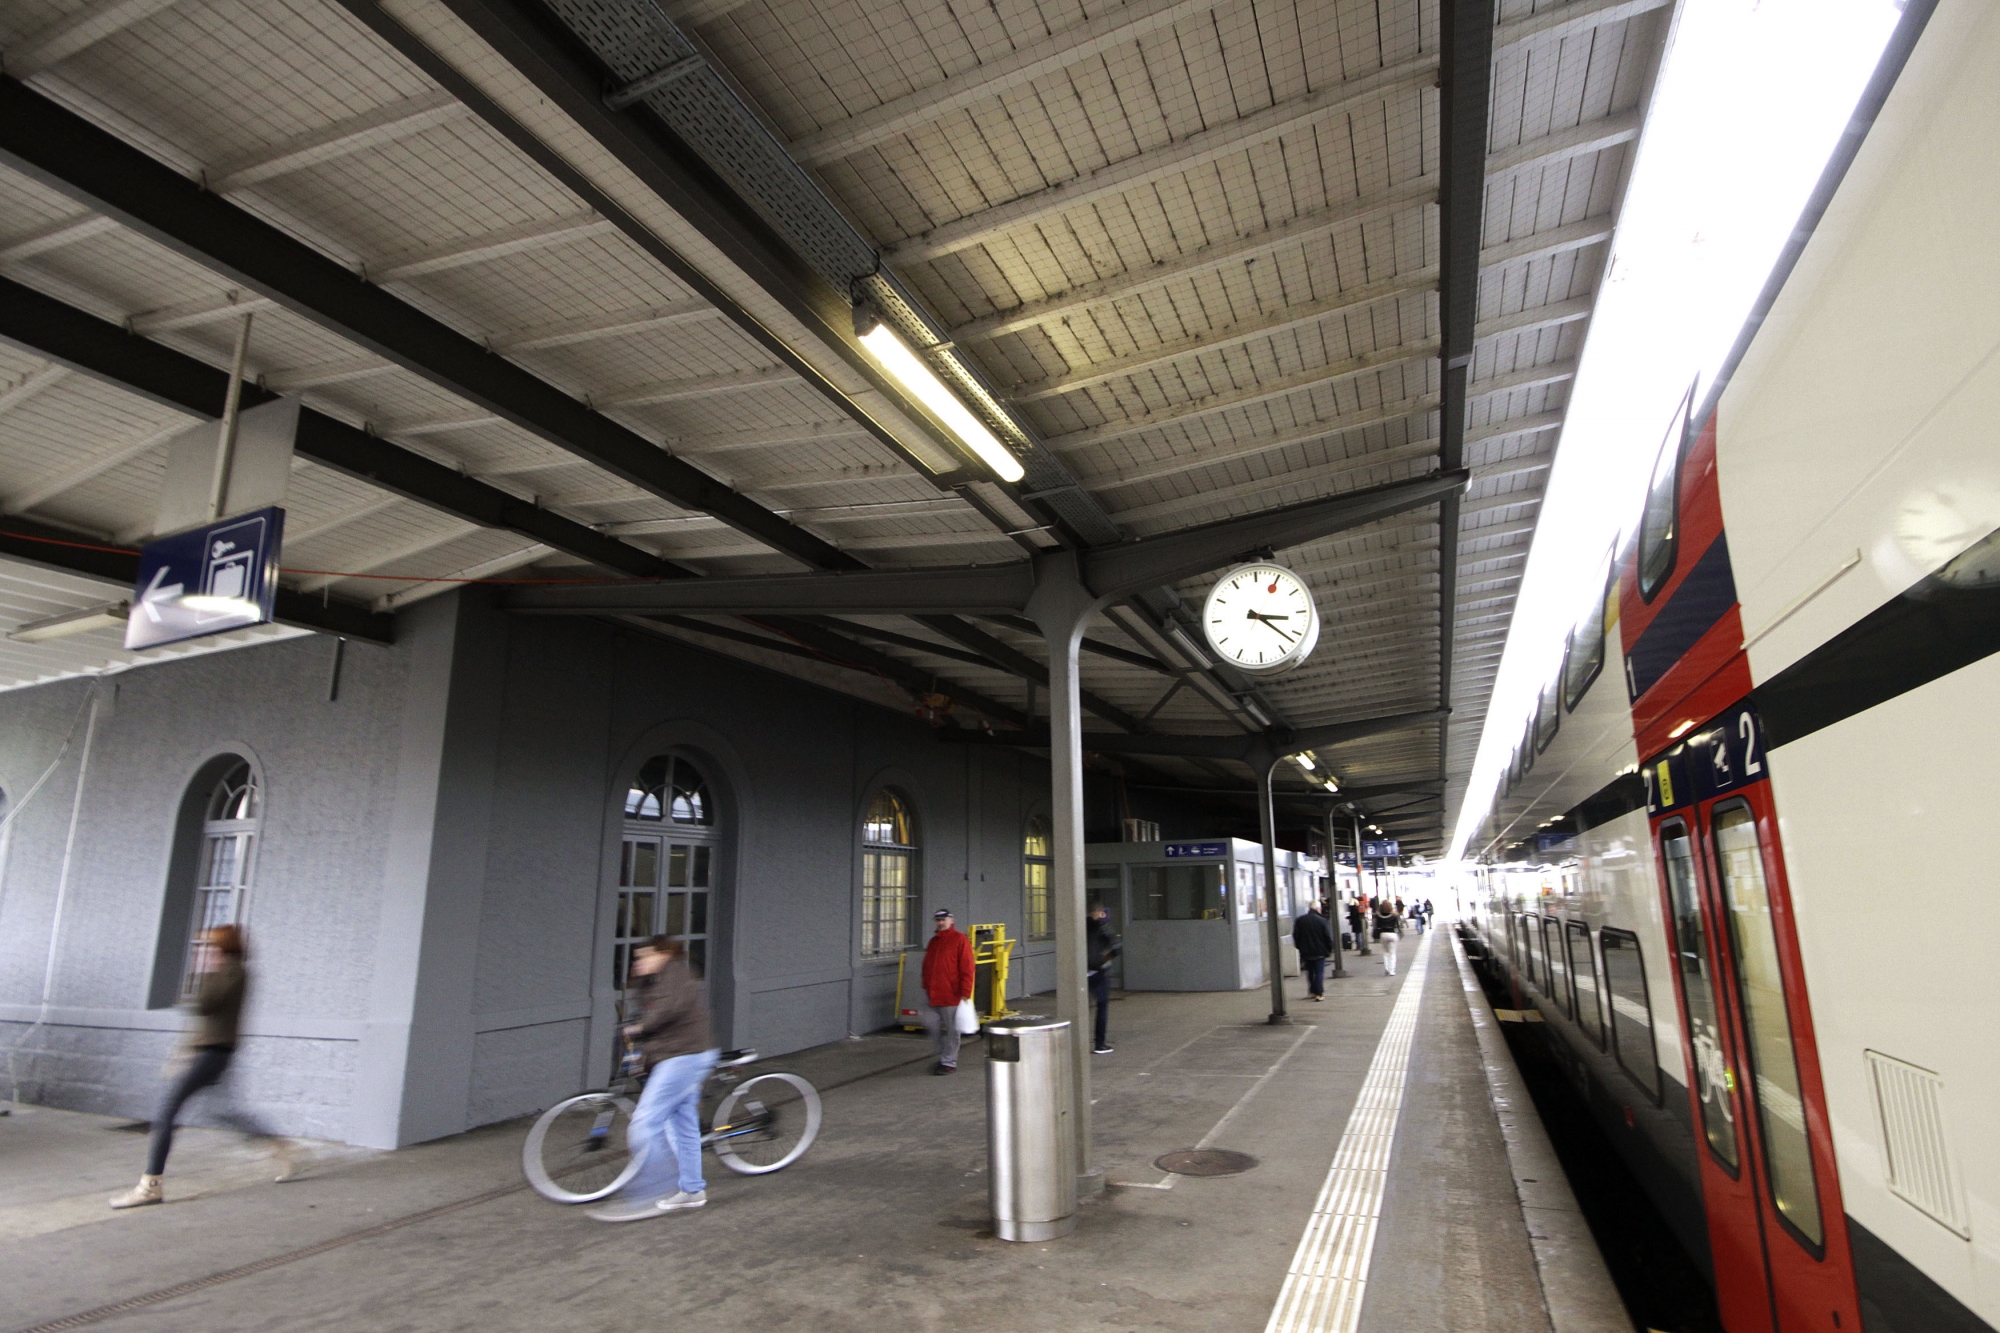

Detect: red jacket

[921,926,975,1006]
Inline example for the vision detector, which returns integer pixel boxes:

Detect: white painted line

[1263,928,1435,1333]
[1110,1021,1319,1190]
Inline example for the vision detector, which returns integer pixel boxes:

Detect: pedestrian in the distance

[111,925,294,1210]
[921,909,975,1074]
[1373,898,1402,976]
[589,935,719,1222]
[1086,905,1121,1053]
[1291,900,1334,1001]
[1346,898,1369,956]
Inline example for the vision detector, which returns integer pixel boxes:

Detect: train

[1458,2,1996,1331]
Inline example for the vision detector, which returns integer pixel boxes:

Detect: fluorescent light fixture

[1294,752,1316,770]
[9,601,130,643]
[1321,778,1341,794]
[1240,698,1272,728]
[1164,623,1212,670]
[853,308,1024,482]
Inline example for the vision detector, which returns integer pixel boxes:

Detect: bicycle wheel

[523,1093,640,1203]
[712,1072,821,1175]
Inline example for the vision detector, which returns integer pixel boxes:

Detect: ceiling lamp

[9,601,131,643]
[853,305,1024,483]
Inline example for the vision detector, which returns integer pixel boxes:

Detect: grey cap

[934,908,953,919]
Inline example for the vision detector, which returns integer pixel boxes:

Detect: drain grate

[1155,1149,1258,1177]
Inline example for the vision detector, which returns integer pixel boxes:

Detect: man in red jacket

[920,908,976,1075]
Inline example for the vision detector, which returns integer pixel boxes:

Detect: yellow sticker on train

[1657,760,1675,808]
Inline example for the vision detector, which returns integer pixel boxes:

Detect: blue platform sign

[124,507,284,651]
[1164,840,1228,859]
[1362,839,1400,859]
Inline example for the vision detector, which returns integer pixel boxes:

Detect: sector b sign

[1362,839,1400,859]
[124,507,285,651]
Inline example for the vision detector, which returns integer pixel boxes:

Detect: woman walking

[111,926,293,1209]
[1373,898,1402,977]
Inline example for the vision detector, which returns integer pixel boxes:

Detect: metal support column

[1325,806,1346,979]
[1353,810,1371,955]
[1023,553,1107,1196]
[1254,752,1288,1024]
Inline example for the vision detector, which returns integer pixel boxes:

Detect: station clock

[1200,562,1321,676]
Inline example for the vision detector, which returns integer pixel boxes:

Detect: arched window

[616,755,719,991]
[860,791,918,957]
[1023,815,1053,941]
[147,759,260,1001]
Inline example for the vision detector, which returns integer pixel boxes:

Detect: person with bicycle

[588,936,719,1222]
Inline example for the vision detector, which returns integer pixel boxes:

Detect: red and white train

[1462,3,1996,1331]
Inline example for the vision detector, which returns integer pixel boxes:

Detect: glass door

[1655,811,1769,1333]
[1653,701,1860,1333]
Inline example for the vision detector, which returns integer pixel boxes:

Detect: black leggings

[147,1046,274,1176]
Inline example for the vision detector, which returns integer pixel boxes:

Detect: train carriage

[1463,3,1998,1330]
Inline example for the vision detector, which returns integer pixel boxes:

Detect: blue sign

[1362,839,1399,859]
[1164,840,1228,859]
[1643,699,1767,815]
[1535,832,1578,854]
[1685,700,1769,803]
[125,507,284,651]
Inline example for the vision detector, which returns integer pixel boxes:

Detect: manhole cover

[1154,1149,1258,1177]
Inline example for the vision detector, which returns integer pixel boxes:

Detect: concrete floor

[2,929,1618,1333]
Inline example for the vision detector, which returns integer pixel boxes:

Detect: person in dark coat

[1291,903,1335,1000]
[589,935,719,1222]
[1346,899,1370,956]
[111,925,293,1210]
[1086,906,1121,1054]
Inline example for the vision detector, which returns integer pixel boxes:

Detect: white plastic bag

[954,998,979,1035]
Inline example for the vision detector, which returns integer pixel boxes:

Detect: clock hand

[1244,610,1291,620]
[1256,617,1297,644]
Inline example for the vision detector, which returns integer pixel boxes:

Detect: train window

[1534,676,1561,752]
[1567,922,1603,1046]
[1522,913,1541,988]
[1601,927,1662,1102]
[1638,386,1694,603]
[1660,820,1739,1172]
[1712,801,1825,1251]
[1563,550,1614,711]
[1543,917,1570,1019]
[1520,716,1537,776]
[1509,912,1526,974]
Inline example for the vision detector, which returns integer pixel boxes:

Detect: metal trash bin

[985,1017,1078,1241]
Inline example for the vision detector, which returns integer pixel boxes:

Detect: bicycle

[522,1048,821,1204]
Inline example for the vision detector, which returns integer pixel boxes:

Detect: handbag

[954,998,979,1035]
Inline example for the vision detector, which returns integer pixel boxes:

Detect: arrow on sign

[139,565,183,624]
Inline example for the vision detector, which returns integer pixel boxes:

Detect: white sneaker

[587,1196,667,1223]
[656,1190,706,1212]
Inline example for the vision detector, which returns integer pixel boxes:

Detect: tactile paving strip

[1263,928,1435,1333]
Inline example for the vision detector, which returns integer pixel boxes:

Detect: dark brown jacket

[627,959,712,1066]
[192,959,247,1050]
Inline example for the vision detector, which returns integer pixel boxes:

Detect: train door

[1646,701,1858,1333]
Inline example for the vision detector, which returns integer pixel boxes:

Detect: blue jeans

[623,1048,719,1201]
[1303,957,1327,996]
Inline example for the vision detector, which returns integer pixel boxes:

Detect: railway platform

[1,929,1626,1333]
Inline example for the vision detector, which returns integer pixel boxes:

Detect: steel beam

[1436,0,1495,849]
[0,512,393,642]
[0,75,856,573]
[0,275,685,582]
[938,707,1443,759]
[504,471,1465,615]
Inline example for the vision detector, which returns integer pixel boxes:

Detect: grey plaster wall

[456,605,1052,1132]
[0,627,411,1143]
[0,591,1052,1148]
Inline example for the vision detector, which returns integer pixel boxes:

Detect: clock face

[1202,563,1320,675]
